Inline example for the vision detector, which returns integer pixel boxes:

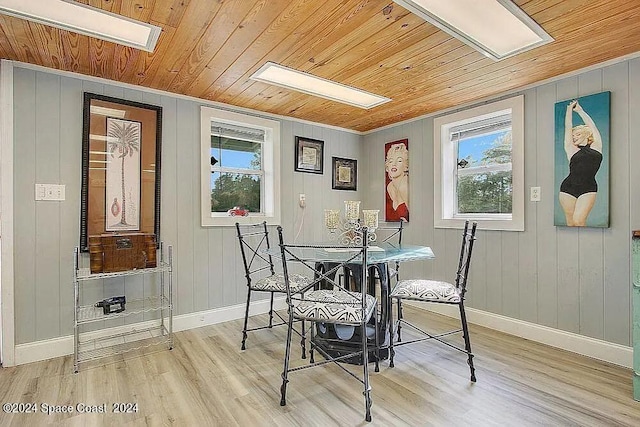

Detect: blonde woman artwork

[385,140,409,222]
[558,99,603,226]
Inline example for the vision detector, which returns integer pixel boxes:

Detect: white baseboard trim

[14,297,287,366]
[15,335,71,366]
[15,298,631,369]
[171,297,287,333]
[409,302,633,369]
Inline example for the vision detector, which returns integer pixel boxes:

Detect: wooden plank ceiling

[0,0,639,132]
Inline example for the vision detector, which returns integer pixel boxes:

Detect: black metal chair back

[236,221,304,352]
[377,220,405,278]
[454,220,477,297]
[377,220,405,246]
[276,230,370,318]
[236,221,275,285]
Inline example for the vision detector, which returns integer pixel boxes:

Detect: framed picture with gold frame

[332,157,357,191]
[80,92,162,251]
[294,136,324,174]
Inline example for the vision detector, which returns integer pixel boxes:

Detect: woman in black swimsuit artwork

[559,100,603,226]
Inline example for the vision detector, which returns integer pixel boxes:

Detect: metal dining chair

[235,221,310,355]
[276,225,379,422]
[388,220,478,382]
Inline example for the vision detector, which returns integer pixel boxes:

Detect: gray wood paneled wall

[11,57,639,349]
[11,66,362,345]
[363,59,640,347]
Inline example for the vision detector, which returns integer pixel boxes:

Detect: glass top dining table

[265,242,435,264]
[265,241,434,363]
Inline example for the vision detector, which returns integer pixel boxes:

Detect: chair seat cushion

[390,279,461,303]
[251,273,310,292]
[293,290,377,325]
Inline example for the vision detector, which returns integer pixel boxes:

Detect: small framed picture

[332,157,357,191]
[294,136,324,174]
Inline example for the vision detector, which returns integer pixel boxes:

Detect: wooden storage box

[89,233,157,273]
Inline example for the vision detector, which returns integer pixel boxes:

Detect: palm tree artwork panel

[106,118,141,231]
[80,93,162,252]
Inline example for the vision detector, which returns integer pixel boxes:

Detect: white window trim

[200,106,280,227]
[433,95,524,231]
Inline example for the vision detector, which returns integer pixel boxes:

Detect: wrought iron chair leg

[397,299,403,342]
[362,317,372,422]
[389,297,395,368]
[300,319,306,359]
[241,287,252,350]
[309,321,314,364]
[459,302,476,382]
[280,311,295,406]
[374,308,380,372]
[268,292,275,328]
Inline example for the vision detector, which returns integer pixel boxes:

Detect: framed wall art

[80,92,163,251]
[294,136,324,174]
[554,91,610,228]
[332,157,357,191]
[384,139,409,222]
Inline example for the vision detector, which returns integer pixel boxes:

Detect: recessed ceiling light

[393,0,553,60]
[250,62,391,109]
[0,0,161,52]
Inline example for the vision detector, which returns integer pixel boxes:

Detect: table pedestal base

[310,261,391,365]
[312,323,389,365]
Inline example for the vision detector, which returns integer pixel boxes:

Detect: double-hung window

[200,107,280,226]
[434,96,524,231]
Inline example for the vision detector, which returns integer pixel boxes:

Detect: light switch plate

[35,184,65,201]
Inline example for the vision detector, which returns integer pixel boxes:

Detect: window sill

[435,217,523,231]
[201,213,281,227]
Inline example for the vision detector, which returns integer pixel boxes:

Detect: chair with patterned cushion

[276,226,379,422]
[236,222,310,354]
[389,220,478,382]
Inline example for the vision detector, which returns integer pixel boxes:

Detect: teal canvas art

[554,91,610,227]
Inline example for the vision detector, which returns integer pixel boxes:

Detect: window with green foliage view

[210,136,262,215]
[456,129,512,214]
[434,95,524,231]
[200,106,280,227]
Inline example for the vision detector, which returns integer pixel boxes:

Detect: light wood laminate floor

[0,306,638,426]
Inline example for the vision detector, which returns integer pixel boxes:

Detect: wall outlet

[530,186,541,202]
[299,194,306,208]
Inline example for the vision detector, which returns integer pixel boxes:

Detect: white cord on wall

[294,201,305,243]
